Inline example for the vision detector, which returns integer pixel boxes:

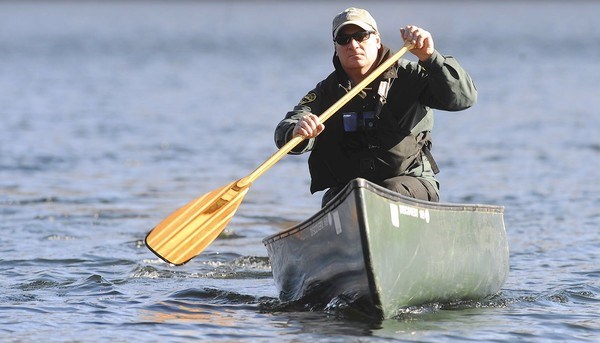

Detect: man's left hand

[400,25,434,62]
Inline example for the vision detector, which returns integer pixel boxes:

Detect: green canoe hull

[263,178,509,318]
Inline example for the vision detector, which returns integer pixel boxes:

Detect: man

[275,7,477,206]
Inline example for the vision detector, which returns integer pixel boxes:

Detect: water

[1,0,598,341]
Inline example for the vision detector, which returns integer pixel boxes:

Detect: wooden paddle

[145,42,414,265]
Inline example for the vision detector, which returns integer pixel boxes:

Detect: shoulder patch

[299,92,317,105]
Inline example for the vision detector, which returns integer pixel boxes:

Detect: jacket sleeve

[417,50,478,111]
[274,87,324,154]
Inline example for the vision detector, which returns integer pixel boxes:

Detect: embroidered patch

[299,92,317,105]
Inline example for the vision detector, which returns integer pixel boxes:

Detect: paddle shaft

[238,43,413,188]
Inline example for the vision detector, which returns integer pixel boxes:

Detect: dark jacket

[275,45,477,194]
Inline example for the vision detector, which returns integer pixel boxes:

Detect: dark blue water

[1,1,598,341]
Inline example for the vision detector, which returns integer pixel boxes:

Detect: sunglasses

[334,30,376,45]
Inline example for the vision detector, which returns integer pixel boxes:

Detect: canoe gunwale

[262,178,504,245]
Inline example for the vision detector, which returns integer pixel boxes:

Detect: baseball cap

[332,7,378,38]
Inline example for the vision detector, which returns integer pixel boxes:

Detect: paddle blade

[145,180,250,265]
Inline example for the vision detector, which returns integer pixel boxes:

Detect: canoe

[262,178,509,318]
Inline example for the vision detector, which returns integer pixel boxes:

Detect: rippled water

[1,1,598,342]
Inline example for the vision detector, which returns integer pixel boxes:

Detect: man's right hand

[293,113,325,138]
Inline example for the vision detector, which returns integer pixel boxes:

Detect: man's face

[334,24,381,77]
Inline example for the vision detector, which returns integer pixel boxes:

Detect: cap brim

[333,21,374,37]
